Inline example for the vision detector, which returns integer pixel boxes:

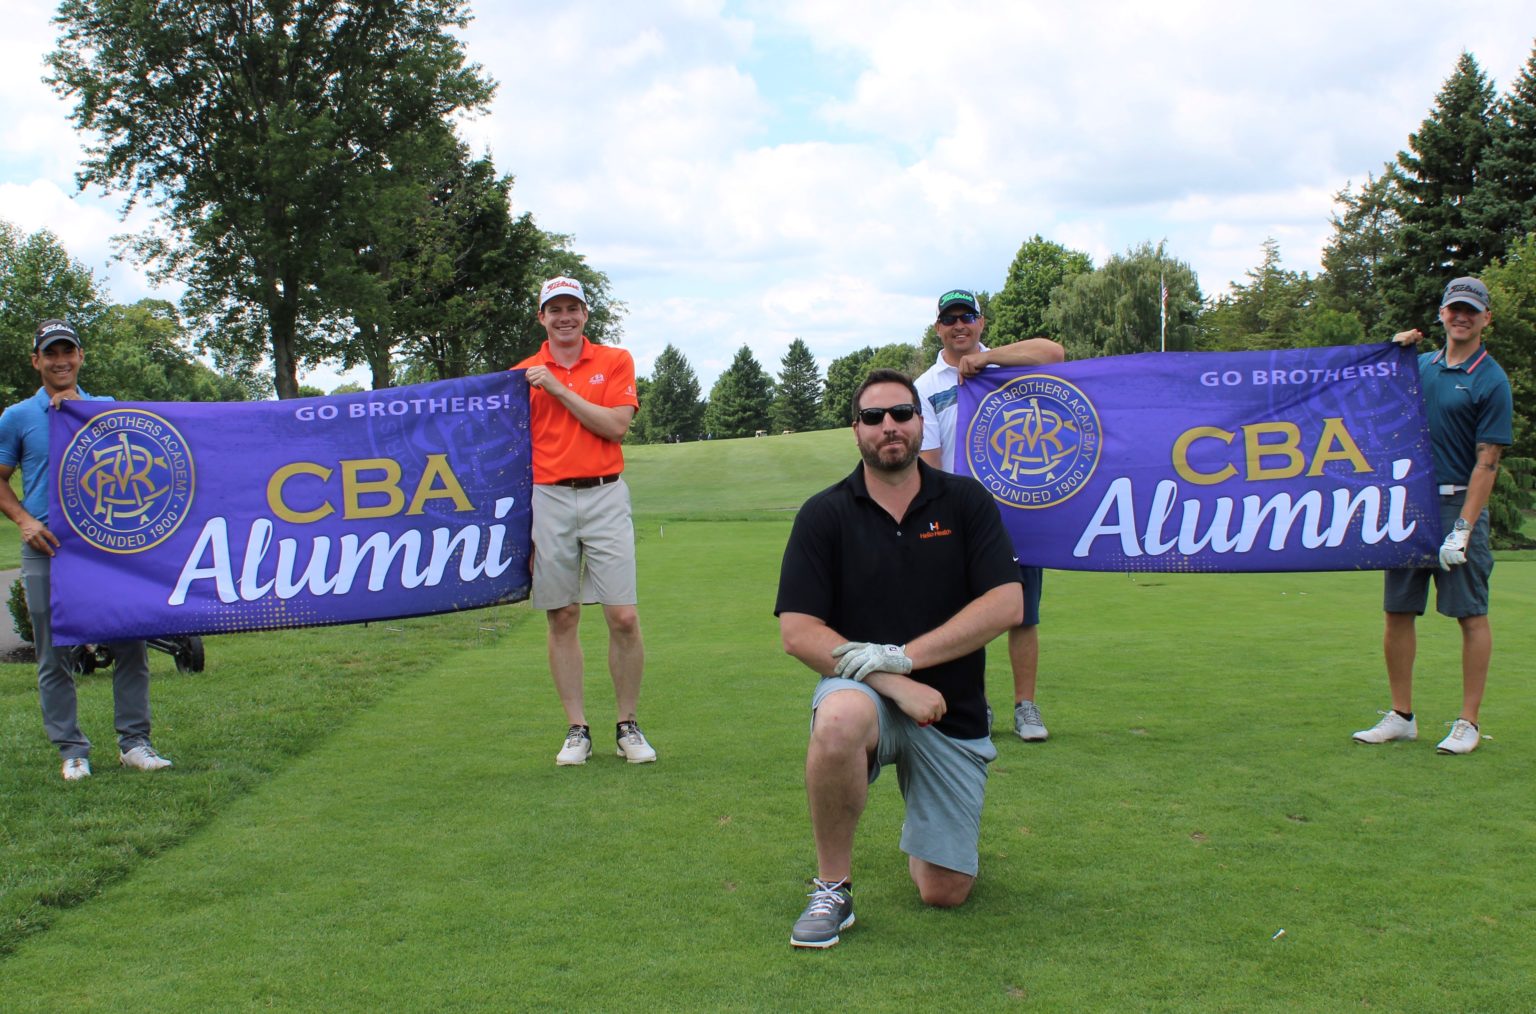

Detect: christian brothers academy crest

[58,408,195,554]
[965,374,1101,509]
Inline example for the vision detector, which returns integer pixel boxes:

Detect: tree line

[632,44,1535,541]
[19,5,1536,538]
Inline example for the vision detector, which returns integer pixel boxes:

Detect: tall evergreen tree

[772,338,822,433]
[1318,173,1400,338]
[1468,42,1536,262]
[1199,239,1315,351]
[1379,52,1497,324]
[705,346,774,438]
[987,237,1092,346]
[637,344,705,442]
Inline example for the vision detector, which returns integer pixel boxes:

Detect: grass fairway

[2,431,1535,1011]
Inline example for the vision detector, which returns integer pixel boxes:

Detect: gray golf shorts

[1382,497,1493,619]
[531,480,638,609]
[811,676,997,877]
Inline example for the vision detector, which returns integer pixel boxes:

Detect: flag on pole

[1159,273,1168,352]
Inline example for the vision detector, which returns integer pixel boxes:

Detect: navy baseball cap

[35,319,81,352]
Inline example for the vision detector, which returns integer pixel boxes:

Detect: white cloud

[5,0,1535,393]
[0,180,172,301]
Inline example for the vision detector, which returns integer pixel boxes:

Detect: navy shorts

[1020,566,1042,627]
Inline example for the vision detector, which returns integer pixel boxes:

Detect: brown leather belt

[549,473,621,489]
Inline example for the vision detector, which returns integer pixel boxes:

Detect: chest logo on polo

[58,408,195,554]
[919,520,953,539]
[965,374,1101,509]
[929,386,958,412]
[589,373,606,384]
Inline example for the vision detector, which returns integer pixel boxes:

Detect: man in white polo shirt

[914,289,1063,742]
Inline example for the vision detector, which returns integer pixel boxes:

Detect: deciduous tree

[987,237,1091,346]
[384,148,545,383]
[0,222,103,402]
[1482,234,1536,451]
[91,299,265,401]
[48,0,495,397]
[820,347,875,428]
[1045,242,1200,358]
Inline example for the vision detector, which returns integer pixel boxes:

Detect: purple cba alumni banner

[957,343,1442,573]
[48,372,533,644]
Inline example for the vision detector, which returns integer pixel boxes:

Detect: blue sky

[2,1,1533,392]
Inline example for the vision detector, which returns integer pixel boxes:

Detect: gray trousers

[22,544,152,760]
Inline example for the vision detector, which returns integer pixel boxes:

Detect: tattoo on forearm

[1474,443,1502,474]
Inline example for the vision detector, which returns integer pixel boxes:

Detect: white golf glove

[1438,520,1470,571]
[831,641,913,682]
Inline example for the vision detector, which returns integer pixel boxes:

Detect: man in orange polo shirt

[515,276,656,766]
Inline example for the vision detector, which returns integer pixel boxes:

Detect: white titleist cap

[539,276,587,309]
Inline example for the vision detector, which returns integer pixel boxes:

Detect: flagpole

[1159,273,1167,352]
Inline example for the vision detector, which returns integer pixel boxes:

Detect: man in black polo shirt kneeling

[775,368,1023,949]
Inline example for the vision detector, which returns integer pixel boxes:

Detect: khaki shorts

[531,480,639,609]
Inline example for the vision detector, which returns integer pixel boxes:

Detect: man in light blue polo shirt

[0,319,171,781]
[1352,278,1513,756]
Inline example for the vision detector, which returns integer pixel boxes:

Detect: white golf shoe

[556,725,592,766]
[1435,718,1481,755]
[119,744,173,771]
[1352,710,1416,744]
[615,721,657,763]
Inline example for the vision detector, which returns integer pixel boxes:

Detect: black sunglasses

[937,312,980,326]
[857,403,918,426]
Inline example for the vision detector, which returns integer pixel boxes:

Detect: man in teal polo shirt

[0,319,172,781]
[1352,278,1513,755]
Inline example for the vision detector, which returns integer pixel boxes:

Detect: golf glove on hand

[1439,521,1470,571]
[831,641,912,682]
